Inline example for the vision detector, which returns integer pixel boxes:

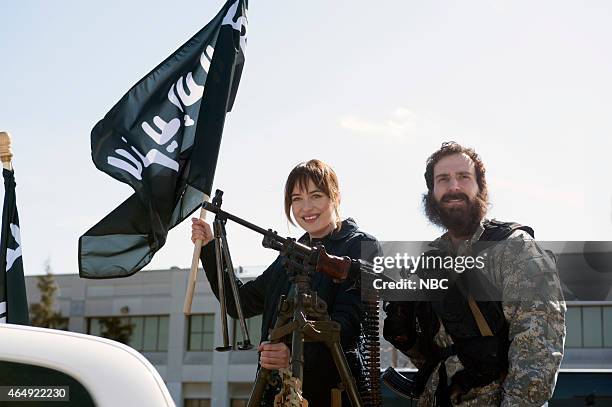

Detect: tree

[29,261,69,329]
[98,306,134,345]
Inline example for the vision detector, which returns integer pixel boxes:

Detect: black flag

[0,169,29,325]
[79,0,247,278]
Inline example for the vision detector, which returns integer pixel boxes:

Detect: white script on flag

[106,0,248,182]
[107,137,180,181]
[106,45,211,181]
[222,0,248,54]
[6,223,22,272]
[167,47,214,118]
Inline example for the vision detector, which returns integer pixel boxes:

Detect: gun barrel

[202,201,270,236]
[202,200,315,256]
[202,197,352,281]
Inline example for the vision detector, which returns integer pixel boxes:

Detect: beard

[423,191,488,237]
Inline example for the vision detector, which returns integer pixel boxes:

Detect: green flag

[0,168,29,325]
[79,0,248,278]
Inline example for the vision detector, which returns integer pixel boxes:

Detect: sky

[1,0,611,277]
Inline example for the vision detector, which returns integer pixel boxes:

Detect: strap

[480,220,534,241]
[435,360,452,407]
[467,296,494,337]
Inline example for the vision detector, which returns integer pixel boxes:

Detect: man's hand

[258,341,290,370]
[191,218,213,246]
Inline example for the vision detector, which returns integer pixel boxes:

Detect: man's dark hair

[423,141,488,197]
[423,142,489,234]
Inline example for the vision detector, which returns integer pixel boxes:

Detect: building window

[231,399,248,407]
[233,315,263,347]
[583,307,603,347]
[565,307,582,347]
[188,314,215,351]
[604,306,612,347]
[184,399,211,407]
[88,315,169,352]
[566,305,612,348]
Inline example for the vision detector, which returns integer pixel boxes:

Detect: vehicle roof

[0,324,175,407]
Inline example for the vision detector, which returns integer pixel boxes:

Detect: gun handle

[316,247,352,281]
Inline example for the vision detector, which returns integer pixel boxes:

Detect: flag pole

[183,196,210,314]
[0,132,13,171]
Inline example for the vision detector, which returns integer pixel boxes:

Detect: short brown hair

[284,159,341,226]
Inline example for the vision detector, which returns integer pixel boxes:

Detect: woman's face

[290,178,338,239]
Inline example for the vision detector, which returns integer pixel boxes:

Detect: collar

[298,218,358,244]
[430,218,487,253]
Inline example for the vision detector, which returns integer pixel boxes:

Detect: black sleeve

[200,242,278,319]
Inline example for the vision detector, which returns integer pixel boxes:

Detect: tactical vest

[414,220,534,405]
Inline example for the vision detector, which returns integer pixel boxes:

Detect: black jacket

[200,218,380,406]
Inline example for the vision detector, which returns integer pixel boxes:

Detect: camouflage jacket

[410,220,566,407]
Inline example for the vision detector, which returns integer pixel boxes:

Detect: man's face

[433,153,479,209]
[428,153,484,237]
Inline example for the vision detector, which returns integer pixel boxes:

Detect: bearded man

[383,142,566,406]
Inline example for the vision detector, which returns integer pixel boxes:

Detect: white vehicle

[0,323,176,407]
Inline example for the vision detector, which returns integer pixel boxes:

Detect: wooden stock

[315,247,352,282]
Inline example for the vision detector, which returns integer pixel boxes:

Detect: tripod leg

[328,341,363,407]
[291,319,305,381]
[219,221,252,350]
[213,220,232,351]
[247,367,271,407]
[248,305,293,406]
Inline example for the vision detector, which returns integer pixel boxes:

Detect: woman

[191,159,380,406]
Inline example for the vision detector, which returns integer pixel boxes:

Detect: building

[26,267,262,407]
[25,246,612,407]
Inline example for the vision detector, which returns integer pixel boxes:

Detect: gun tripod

[247,242,363,407]
[188,190,365,406]
[210,191,252,351]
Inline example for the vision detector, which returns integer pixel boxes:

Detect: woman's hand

[191,218,214,246]
[258,341,290,370]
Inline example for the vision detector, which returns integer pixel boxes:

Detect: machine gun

[186,190,381,406]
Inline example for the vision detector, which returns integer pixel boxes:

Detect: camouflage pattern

[412,220,566,407]
[274,368,308,407]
